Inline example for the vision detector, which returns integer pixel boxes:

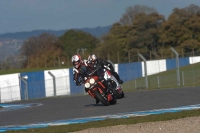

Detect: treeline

[15,4,200,68]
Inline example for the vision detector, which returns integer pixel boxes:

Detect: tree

[126,12,165,59]
[20,33,63,68]
[119,5,157,25]
[59,29,99,59]
[95,23,129,63]
[96,11,165,62]
[160,4,200,56]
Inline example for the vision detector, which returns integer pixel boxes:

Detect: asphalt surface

[0,86,200,126]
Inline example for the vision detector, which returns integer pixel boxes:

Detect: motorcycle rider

[71,54,100,104]
[88,54,123,84]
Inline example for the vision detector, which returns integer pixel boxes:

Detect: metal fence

[122,59,200,91]
[1,48,200,70]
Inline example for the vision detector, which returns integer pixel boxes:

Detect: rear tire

[121,91,125,98]
[93,89,110,106]
[110,80,122,99]
[112,89,122,99]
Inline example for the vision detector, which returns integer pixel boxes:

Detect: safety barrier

[0,56,199,103]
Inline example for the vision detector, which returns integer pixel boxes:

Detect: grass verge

[5,109,200,133]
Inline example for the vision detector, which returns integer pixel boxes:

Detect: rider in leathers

[71,54,100,104]
[88,54,123,84]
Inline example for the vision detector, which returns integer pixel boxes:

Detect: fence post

[182,71,184,86]
[37,58,38,68]
[48,71,56,97]
[0,87,1,103]
[117,52,120,64]
[138,53,148,89]
[58,56,61,67]
[157,76,160,88]
[171,47,180,86]
[68,56,70,67]
[19,75,29,100]
[134,80,137,89]
[45,57,47,68]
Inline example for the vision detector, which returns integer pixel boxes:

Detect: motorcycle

[81,67,117,106]
[103,65,125,99]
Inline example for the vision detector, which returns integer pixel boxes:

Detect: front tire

[93,89,110,106]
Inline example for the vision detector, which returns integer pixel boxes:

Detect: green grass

[5,109,200,133]
[122,62,200,92]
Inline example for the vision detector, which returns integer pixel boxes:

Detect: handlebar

[88,66,101,76]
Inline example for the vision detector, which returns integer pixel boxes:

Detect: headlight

[89,78,95,84]
[85,82,90,88]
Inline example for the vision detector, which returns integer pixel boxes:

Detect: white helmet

[71,54,82,68]
[88,54,97,62]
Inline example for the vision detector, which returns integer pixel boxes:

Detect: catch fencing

[1,55,200,103]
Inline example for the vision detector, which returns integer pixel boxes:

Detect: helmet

[71,54,82,68]
[88,54,97,62]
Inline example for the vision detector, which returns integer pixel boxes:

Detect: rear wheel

[121,91,125,98]
[112,89,122,99]
[93,89,110,106]
[109,80,122,99]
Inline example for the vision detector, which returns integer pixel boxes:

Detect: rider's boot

[118,79,123,84]
[112,72,123,84]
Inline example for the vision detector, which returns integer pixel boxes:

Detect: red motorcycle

[81,68,117,106]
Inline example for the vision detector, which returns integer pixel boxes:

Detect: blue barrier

[166,57,189,70]
[69,68,85,95]
[20,71,46,100]
[118,62,142,82]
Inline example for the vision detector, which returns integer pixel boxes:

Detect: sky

[0,0,200,34]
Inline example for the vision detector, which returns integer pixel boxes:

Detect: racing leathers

[92,58,123,84]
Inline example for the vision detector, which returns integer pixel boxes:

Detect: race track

[0,86,200,127]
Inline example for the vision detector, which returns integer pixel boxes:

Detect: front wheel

[93,89,110,106]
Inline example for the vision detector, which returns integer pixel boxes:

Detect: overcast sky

[0,0,199,34]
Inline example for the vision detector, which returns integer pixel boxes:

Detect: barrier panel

[142,59,166,76]
[20,71,45,100]
[118,62,142,82]
[44,69,70,97]
[0,74,20,103]
[69,68,85,95]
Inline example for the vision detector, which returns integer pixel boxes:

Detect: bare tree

[20,33,58,58]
